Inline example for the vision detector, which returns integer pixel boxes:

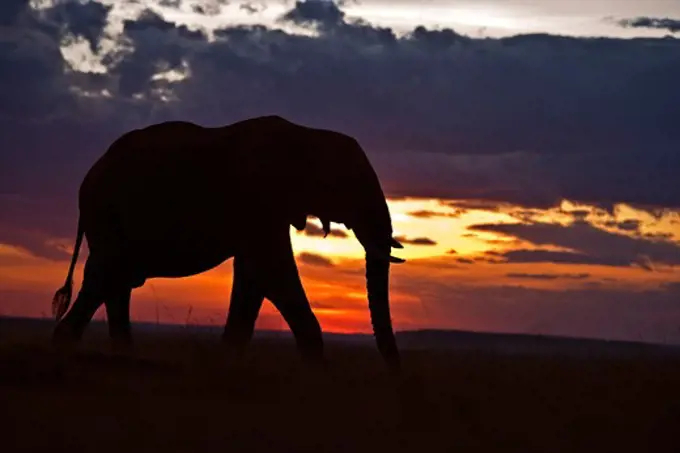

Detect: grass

[1,318,679,453]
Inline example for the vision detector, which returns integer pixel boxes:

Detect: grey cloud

[469,220,680,270]
[297,252,335,267]
[159,0,182,7]
[506,272,590,281]
[3,0,680,259]
[489,249,632,267]
[392,277,680,344]
[407,209,460,219]
[239,2,266,15]
[605,219,641,232]
[280,0,346,29]
[0,0,28,26]
[191,0,228,16]
[394,235,438,246]
[617,17,680,34]
[43,0,113,52]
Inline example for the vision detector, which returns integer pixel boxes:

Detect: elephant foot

[220,330,252,360]
[51,322,81,354]
[52,322,79,344]
[304,354,328,369]
[110,336,136,357]
[299,344,327,370]
[221,341,249,364]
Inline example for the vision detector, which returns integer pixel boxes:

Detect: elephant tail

[52,217,84,321]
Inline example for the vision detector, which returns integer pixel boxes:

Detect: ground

[1,317,679,453]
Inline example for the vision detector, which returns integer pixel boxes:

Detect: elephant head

[280,124,405,369]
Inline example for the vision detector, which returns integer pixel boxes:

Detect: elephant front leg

[221,255,265,358]
[256,229,325,367]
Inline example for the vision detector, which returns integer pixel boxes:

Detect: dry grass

[1,318,679,453]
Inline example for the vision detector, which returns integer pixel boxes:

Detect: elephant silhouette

[51,115,405,370]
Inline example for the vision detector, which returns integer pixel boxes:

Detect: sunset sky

[2,0,680,345]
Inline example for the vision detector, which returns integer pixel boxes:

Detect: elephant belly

[135,240,234,280]
[117,207,237,282]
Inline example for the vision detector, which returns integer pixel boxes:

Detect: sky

[1,0,680,345]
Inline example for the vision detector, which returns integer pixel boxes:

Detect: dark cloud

[469,220,680,270]
[445,200,507,212]
[3,0,680,259]
[159,0,182,7]
[239,2,265,15]
[297,252,335,267]
[123,8,206,40]
[617,17,680,34]
[280,0,346,29]
[506,272,590,281]
[456,258,475,264]
[393,236,438,246]
[406,209,455,219]
[566,210,591,221]
[0,194,80,261]
[662,281,680,293]
[392,278,680,344]
[190,0,228,16]
[43,0,113,52]
[0,0,28,26]
[490,250,632,267]
[605,219,641,232]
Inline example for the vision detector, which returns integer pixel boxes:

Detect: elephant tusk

[391,238,404,249]
[322,218,331,238]
[363,242,406,264]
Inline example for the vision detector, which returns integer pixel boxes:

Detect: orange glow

[2,197,680,341]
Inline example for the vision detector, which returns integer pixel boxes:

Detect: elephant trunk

[352,208,402,371]
[365,255,400,371]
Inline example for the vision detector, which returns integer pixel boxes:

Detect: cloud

[280,0,346,29]
[158,0,182,8]
[42,0,113,52]
[604,219,641,232]
[390,275,680,344]
[506,272,590,281]
[469,220,680,270]
[616,17,680,34]
[0,194,79,261]
[407,209,461,219]
[393,235,438,246]
[2,0,680,259]
[297,251,335,267]
[239,2,265,15]
[492,249,632,268]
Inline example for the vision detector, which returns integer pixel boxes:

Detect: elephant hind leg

[105,286,133,352]
[52,252,131,346]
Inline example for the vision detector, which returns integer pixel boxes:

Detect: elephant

[51,115,406,370]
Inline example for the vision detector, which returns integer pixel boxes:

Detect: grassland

[1,317,679,453]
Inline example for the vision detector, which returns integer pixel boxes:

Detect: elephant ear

[272,137,315,231]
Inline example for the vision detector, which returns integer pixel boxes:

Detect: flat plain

[1,317,679,453]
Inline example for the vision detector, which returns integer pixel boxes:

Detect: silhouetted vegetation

[2,318,679,453]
